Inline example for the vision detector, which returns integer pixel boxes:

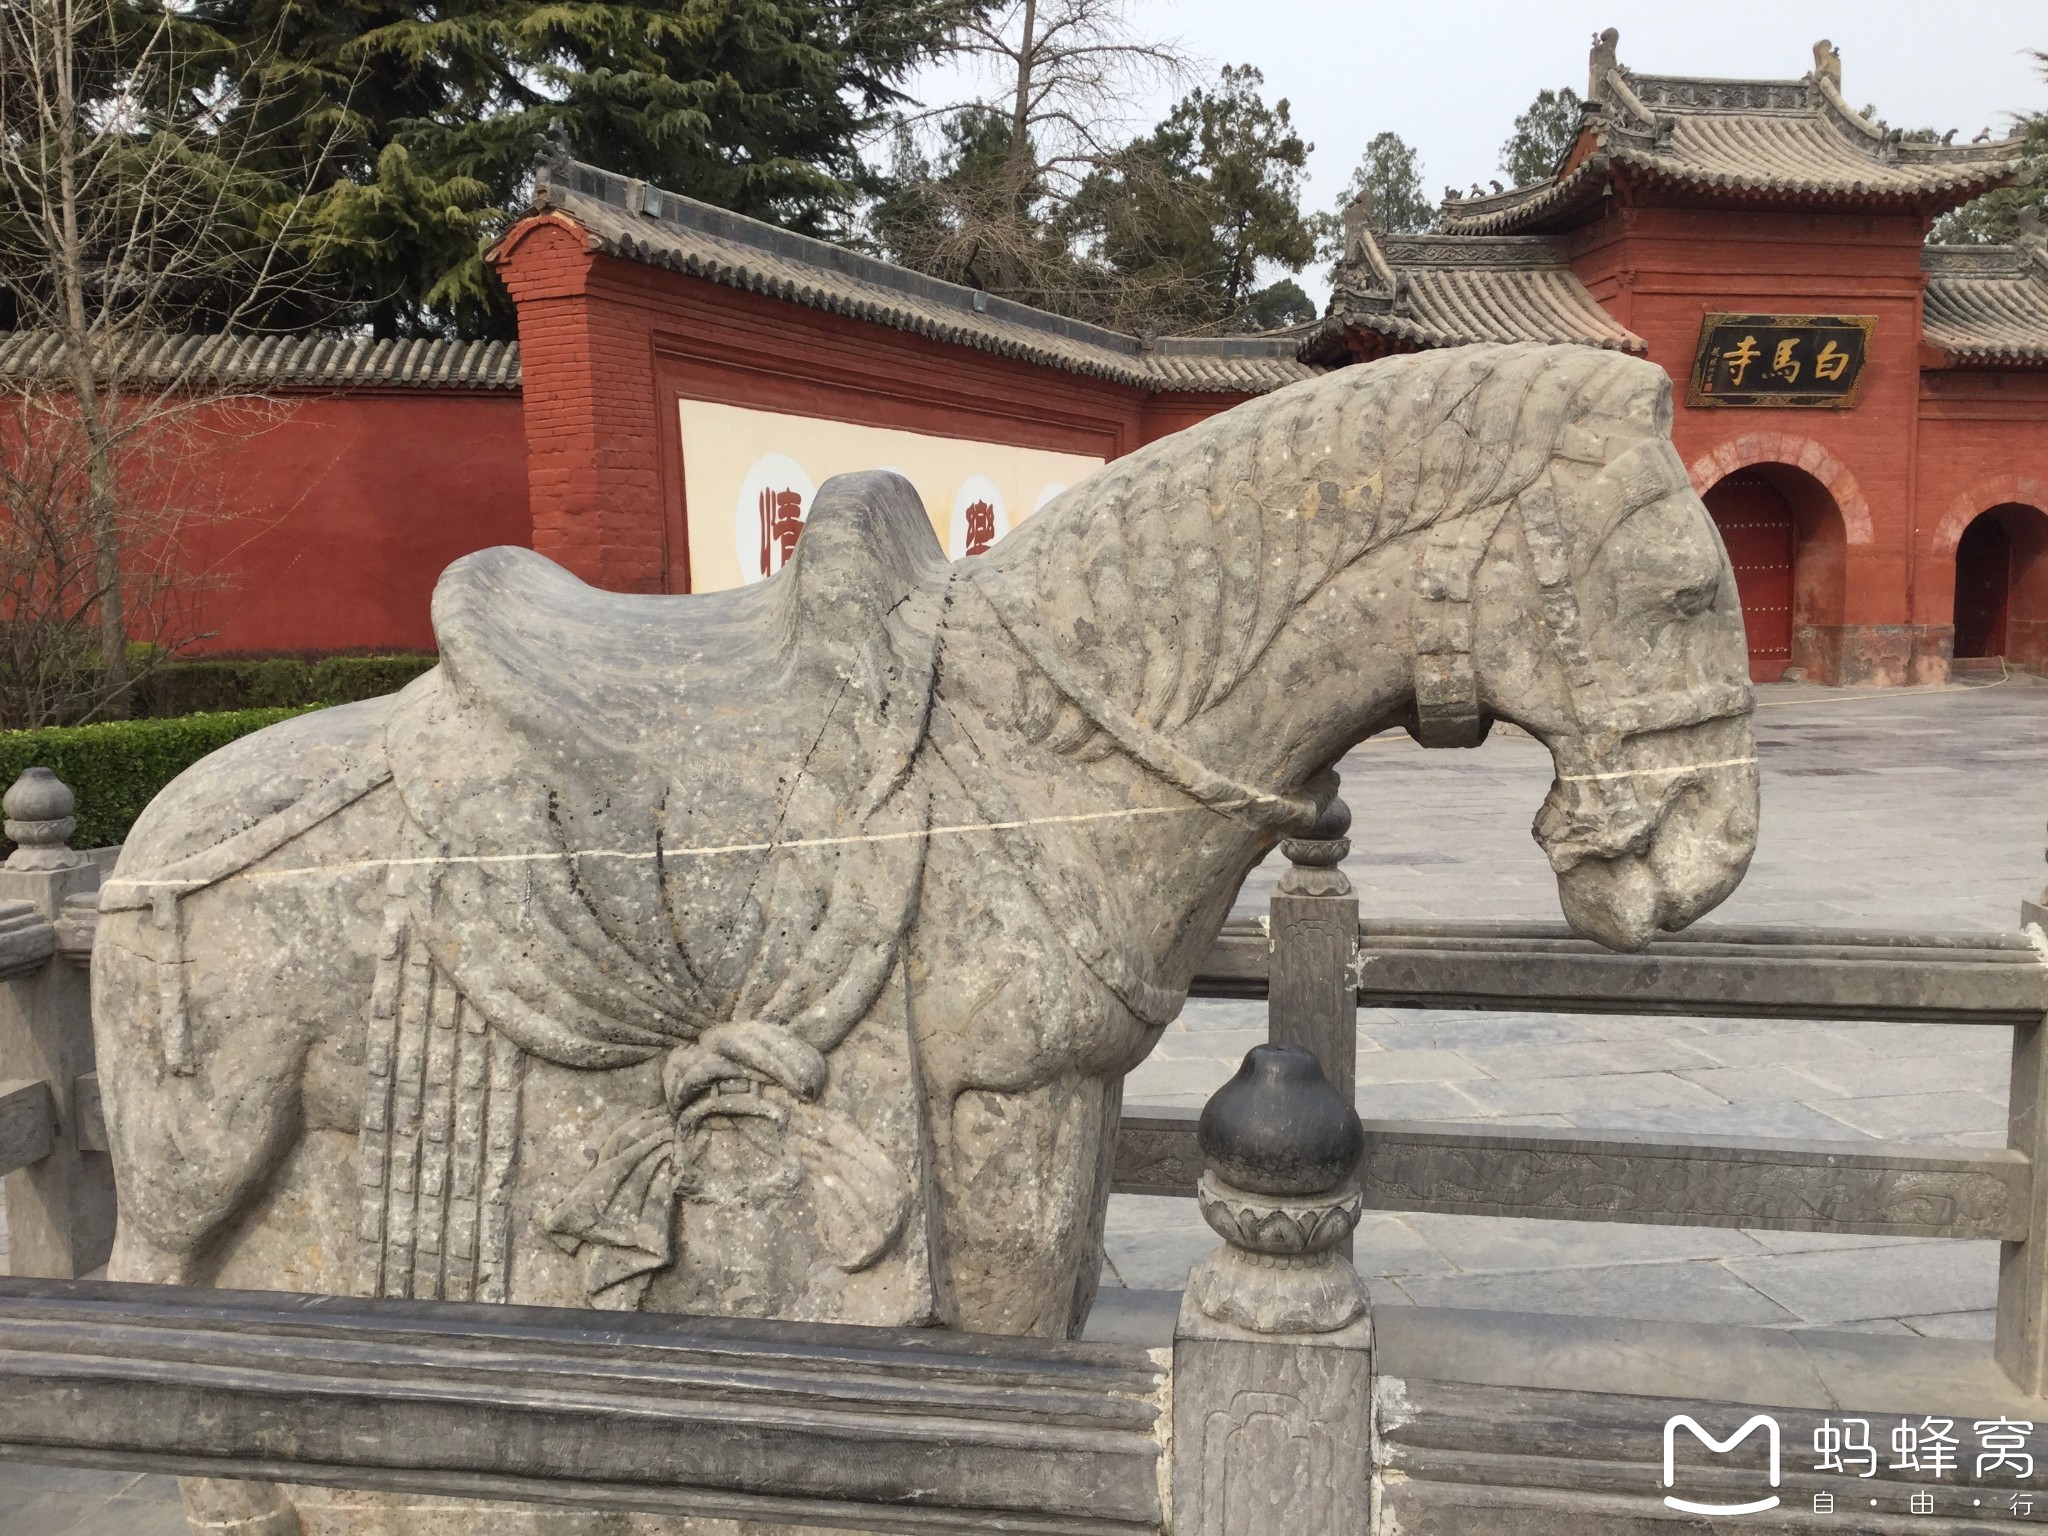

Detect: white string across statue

[100,753,1760,899]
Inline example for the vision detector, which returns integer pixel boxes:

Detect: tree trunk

[84,405,128,717]
[995,0,1038,294]
[48,2,129,715]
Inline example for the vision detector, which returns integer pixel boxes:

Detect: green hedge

[0,708,318,850]
[133,655,436,717]
[0,656,438,847]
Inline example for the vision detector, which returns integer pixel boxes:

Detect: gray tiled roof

[520,157,1321,395]
[1923,241,2048,367]
[0,331,521,389]
[1442,56,2021,237]
[1307,232,1644,361]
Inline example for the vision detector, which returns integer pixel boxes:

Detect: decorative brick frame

[1685,432,1874,546]
[1933,473,2048,556]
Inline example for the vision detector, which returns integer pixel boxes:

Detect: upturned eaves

[1923,241,2048,368]
[1441,67,2023,237]
[1307,232,1645,360]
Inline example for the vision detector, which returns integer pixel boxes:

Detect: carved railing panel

[1111,1110,2032,1241]
[0,1278,1169,1535]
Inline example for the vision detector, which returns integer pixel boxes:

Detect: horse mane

[965,342,1671,753]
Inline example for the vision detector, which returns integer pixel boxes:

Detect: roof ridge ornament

[1333,192,1401,308]
[530,120,575,206]
[1812,39,1842,90]
[1588,27,1657,133]
[1806,47,1890,149]
[2020,206,2048,276]
[1588,27,1620,102]
[1341,190,1373,262]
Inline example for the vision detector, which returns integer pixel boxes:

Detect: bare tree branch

[0,0,356,724]
[864,0,1195,317]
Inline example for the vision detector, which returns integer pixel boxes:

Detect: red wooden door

[1953,514,2011,659]
[1704,471,1795,682]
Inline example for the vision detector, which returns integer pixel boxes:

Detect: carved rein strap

[1409,437,1750,758]
[970,576,1321,838]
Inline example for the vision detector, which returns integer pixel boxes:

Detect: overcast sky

[900,1,2048,307]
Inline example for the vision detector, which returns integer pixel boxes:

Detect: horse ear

[780,470,950,714]
[1612,357,1674,436]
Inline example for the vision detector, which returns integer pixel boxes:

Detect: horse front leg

[919,1068,1122,1338]
[93,902,322,1288]
[95,891,344,1536]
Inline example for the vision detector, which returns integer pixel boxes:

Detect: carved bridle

[1411,426,1752,868]
[954,418,1749,914]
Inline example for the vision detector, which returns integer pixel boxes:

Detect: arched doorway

[1952,503,2048,673]
[1954,515,2011,660]
[1703,470,1794,681]
[1702,464,1848,683]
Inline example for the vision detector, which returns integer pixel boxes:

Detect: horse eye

[1666,574,1720,618]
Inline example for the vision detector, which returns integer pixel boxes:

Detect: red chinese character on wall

[759,487,804,577]
[963,499,997,557]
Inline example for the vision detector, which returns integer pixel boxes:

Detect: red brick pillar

[492,216,667,593]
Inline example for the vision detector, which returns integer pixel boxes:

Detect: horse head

[958,341,1756,971]
[1446,351,1757,950]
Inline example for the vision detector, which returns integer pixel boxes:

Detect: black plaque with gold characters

[1687,313,1876,408]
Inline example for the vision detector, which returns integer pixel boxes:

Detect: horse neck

[940,531,1421,992]
[1167,531,1423,803]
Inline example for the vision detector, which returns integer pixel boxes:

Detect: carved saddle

[110,472,957,1315]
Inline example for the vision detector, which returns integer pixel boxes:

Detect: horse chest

[907,863,1150,1095]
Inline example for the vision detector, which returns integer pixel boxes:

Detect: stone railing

[1117,769,2048,1399]
[0,767,113,1281]
[0,1042,1377,1535]
[8,764,2048,1532]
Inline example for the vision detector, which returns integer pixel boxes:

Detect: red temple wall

[1572,203,1938,683]
[492,217,1257,595]
[171,388,528,654]
[1914,370,2048,671]
[1140,394,1252,443]
[71,204,2042,677]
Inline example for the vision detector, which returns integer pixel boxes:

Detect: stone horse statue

[91,342,1758,1533]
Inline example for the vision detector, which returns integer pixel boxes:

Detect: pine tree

[1498,86,1582,189]
[1062,65,1318,332]
[124,0,974,335]
[1322,131,1432,247]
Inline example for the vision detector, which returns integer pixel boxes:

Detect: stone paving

[0,1464,184,1536]
[4,677,2047,1532]
[1107,674,2048,1342]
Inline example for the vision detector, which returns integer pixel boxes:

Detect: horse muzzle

[1537,716,1760,952]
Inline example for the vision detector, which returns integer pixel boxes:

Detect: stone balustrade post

[1269,780,1358,1104]
[1172,1044,1374,1536]
[0,767,113,1277]
[2006,866,2048,1391]
[1270,779,1359,1261]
